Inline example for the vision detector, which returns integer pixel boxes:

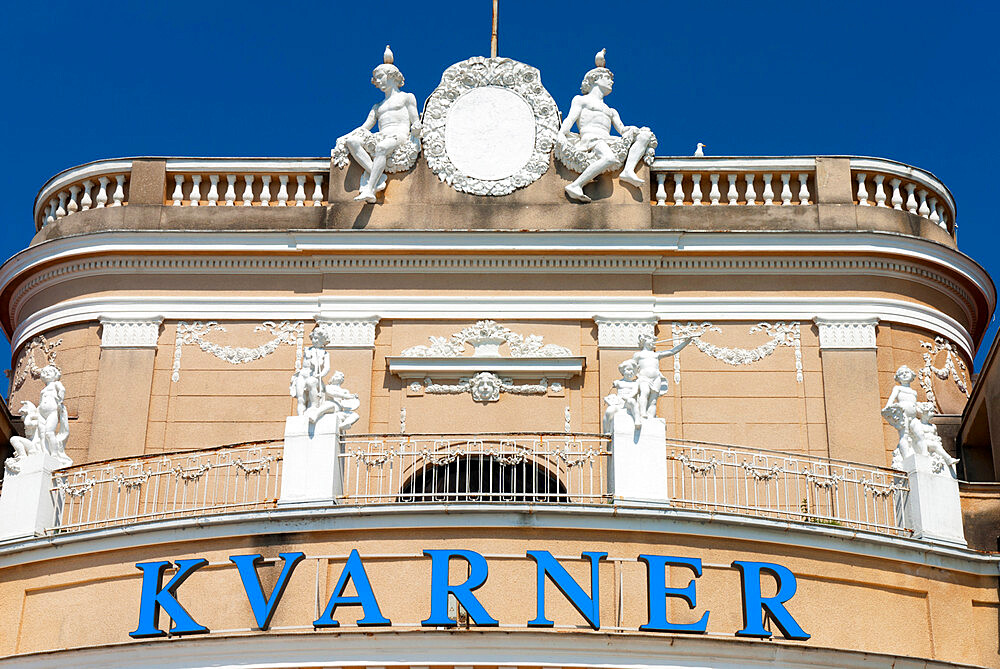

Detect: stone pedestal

[901,453,966,546]
[610,413,669,503]
[0,453,65,542]
[278,414,343,504]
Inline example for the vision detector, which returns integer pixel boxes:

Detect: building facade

[0,54,998,668]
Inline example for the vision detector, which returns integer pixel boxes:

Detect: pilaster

[815,317,882,464]
[89,316,162,461]
[314,316,379,431]
[594,316,657,430]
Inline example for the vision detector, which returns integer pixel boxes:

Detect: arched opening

[398,454,569,503]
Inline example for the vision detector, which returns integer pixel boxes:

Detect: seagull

[694,143,706,157]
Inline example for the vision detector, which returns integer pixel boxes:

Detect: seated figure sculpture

[332,45,421,203]
[555,49,657,203]
[603,359,641,430]
[5,365,72,473]
[290,328,330,417]
[305,371,361,431]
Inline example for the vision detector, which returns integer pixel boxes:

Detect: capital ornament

[814,317,878,350]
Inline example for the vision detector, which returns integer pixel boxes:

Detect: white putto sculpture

[331,45,422,203]
[603,334,692,428]
[882,365,959,473]
[555,49,657,202]
[289,329,360,431]
[5,365,72,473]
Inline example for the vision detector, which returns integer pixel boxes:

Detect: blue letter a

[733,561,810,640]
[130,559,209,638]
[230,552,305,630]
[314,549,390,627]
[527,550,606,630]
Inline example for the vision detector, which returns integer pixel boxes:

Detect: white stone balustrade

[37,164,130,228]
[650,158,815,208]
[850,159,955,234]
[166,172,326,207]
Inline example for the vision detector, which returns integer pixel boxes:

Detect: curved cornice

[0,230,993,351]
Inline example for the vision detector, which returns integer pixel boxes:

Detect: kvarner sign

[129,549,810,641]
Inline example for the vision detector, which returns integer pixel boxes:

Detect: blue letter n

[130,559,209,638]
[527,550,606,631]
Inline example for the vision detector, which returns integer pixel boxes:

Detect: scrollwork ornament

[918,337,970,408]
[172,321,304,382]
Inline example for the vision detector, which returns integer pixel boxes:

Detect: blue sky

[0,1,997,371]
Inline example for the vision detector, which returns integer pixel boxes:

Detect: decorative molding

[422,57,559,196]
[99,316,163,349]
[593,316,658,348]
[918,337,970,408]
[314,316,379,347]
[389,357,584,380]
[420,372,551,403]
[400,320,572,358]
[671,322,803,383]
[171,321,304,382]
[813,317,878,350]
[10,295,978,364]
[11,334,62,392]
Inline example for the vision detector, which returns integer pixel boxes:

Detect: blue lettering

[230,552,304,630]
[129,559,208,638]
[732,560,810,640]
[314,549,391,627]
[527,550,606,630]
[638,554,709,633]
[421,549,498,626]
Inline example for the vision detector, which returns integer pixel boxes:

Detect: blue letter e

[130,559,209,638]
[732,560,810,640]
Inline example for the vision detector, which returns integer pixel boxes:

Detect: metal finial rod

[652,336,699,344]
[491,0,499,57]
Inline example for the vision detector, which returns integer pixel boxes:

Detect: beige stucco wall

[0,516,996,666]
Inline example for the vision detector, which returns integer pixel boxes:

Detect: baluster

[744,173,757,205]
[856,172,869,205]
[727,174,738,205]
[312,174,324,206]
[905,183,917,214]
[172,175,185,206]
[939,209,949,232]
[45,200,56,225]
[673,173,684,205]
[56,192,67,218]
[260,176,271,206]
[207,175,220,206]
[96,176,110,208]
[691,174,703,205]
[189,175,202,206]
[798,173,810,204]
[277,175,289,206]
[762,173,774,205]
[243,175,255,206]
[112,175,125,206]
[294,175,306,206]
[67,185,80,214]
[655,173,666,206]
[928,197,940,224]
[917,189,929,217]
[80,180,93,211]
[890,178,903,210]
[874,175,887,207]
[709,174,720,205]
[780,173,792,205]
[224,175,236,206]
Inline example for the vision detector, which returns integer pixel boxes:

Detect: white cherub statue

[5,365,72,473]
[630,333,692,421]
[306,371,361,432]
[290,328,331,416]
[555,49,658,203]
[603,359,642,430]
[911,402,960,471]
[332,45,422,203]
[881,365,920,466]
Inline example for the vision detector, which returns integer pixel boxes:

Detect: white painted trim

[651,156,816,172]
[387,356,586,379]
[0,628,974,669]
[1,504,996,574]
[164,158,330,173]
[8,295,977,360]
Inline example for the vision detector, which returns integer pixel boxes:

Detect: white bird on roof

[694,143,706,157]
